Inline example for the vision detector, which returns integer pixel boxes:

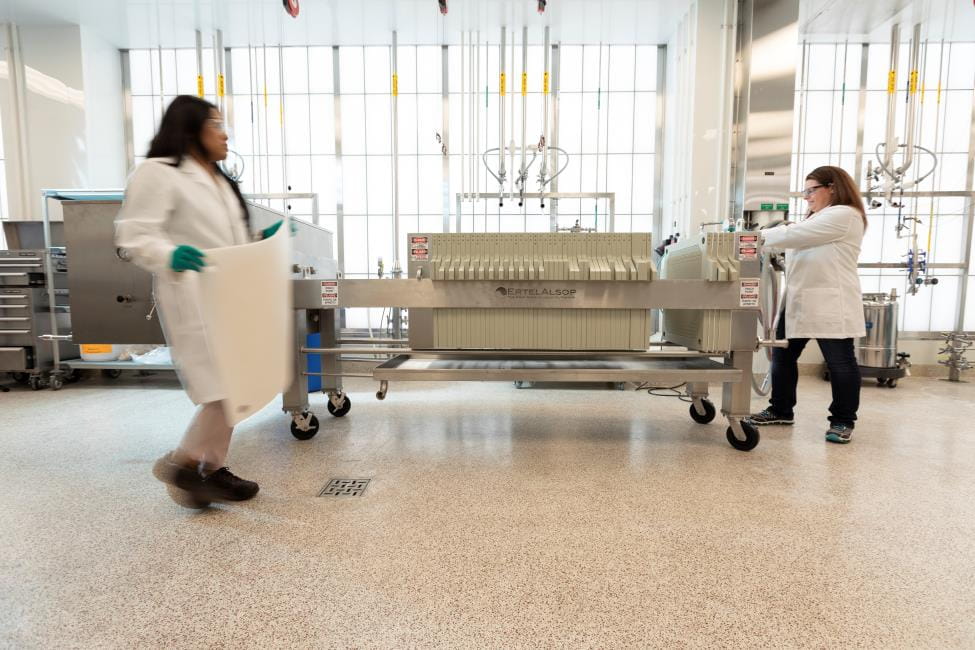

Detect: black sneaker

[746,408,794,426]
[198,467,260,501]
[152,453,211,509]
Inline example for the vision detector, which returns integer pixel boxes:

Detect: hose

[752,250,783,396]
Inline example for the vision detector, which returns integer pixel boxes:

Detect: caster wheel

[886,378,898,388]
[164,485,211,509]
[49,376,63,391]
[12,372,30,385]
[103,369,122,379]
[514,380,524,389]
[290,412,320,440]
[29,376,44,391]
[726,422,760,451]
[689,399,716,424]
[63,370,80,384]
[326,395,352,417]
[876,377,886,385]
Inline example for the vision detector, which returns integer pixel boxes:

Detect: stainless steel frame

[283,270,765,450]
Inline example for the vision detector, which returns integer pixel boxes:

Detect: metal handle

[37,334,73,341]
[0,317,30,322]
[758,339,788,349]
[0,330,30,335]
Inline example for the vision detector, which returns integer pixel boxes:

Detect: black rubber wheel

[103,369,122,379]
[326,395,352,417]
[12,372,30,385]
[63,370,80,384]
[290,413,320,440]
[49,376,63,391]
[886,378,898,388]
[29,376,44,391]
[689,399,716,424]
[726,422,760,451]
[876,377,886,385]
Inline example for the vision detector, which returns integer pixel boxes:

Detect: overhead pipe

[195,29,204,97]
[898,22,922,176]
[882,23,901,176]
[518,26,528,207]
[499,26,507,206]
[540,26,550,208]
[392,31,401,277]
[457,30,467,210]
[509,33,516,200]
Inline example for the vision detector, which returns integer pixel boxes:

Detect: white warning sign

[738,234,759,260]
[410,235,430,261]
[321,280,339,306]
[740,278,760,307]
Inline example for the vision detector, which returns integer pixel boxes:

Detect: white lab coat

[116,157,251,404]
[761,204,866,340]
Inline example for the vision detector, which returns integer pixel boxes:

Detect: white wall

[80,26,124,188]
[0,23,125,220]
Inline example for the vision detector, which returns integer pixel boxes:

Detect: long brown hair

[806,166,866,229]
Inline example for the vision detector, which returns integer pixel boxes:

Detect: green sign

[775,203,790,210]
[760,203,774,210]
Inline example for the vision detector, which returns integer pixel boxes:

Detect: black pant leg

[817,338,860,427]
[769,312,809,418]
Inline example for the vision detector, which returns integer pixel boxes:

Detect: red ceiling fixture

[282,0,299,18]
[439,0,448,15]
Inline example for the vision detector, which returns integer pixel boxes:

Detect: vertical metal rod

[541,26,551,188]
[653,45,667,240]
[854,43,870,187]
[215,29,225,112]
[900,23,922,174]
[549,43,560,229]
[499,26,507,203]
[41,194,60,373]
[883,23,901,173]
[224,46,235,140]
[519,25,528,207]
[6,24,32,219]
[460,30,466,212]
[332,47,345,276]
[476,31,481,207]
[278,45,287,205]
[195,29,204,97]
[392,31,401,271]
[509,32,515,199]
[442,44,451,231]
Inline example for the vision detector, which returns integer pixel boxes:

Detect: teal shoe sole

[826,432,852,444]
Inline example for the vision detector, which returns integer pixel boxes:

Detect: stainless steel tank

[856,291,899,368]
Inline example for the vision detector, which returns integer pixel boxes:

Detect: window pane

[342,157,367,214]
[635,45,657,91]
[308,95,335,154]
[176,49,197,94]
[131,96,156,157]
[631,154,653,214]
[282,47,309,93]
[417,47,442,94]
[231,48,252,94]
[308,47,334,93]
[397,46,416,94]
[608,45,635,91]
[559,46,583,92]
[339,47,365,94]
[285,156,311,193]
[129,50,152,95]
[633,92,655,152]
[310,155,336,213]
[283,95,310,155]
[365,95,392,154]
[340,95,366,154]
[364,46,391,94]
[607,93,634,153]
[947,43,975,89]
[367,156,392,214]
[557,93,582,154]
[417,156,441,213]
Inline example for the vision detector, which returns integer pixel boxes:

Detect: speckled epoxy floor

[1,372,973,648]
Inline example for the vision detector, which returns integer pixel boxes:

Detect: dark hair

[805,166,866,229]
[147,95,249,227]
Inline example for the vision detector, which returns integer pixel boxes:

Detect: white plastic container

[80,344,121,361]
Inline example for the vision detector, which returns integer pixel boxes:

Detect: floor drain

[319,478,370,497]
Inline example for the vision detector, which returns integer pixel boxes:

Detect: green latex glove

[261,220,298,239]
[170,245,206,272]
